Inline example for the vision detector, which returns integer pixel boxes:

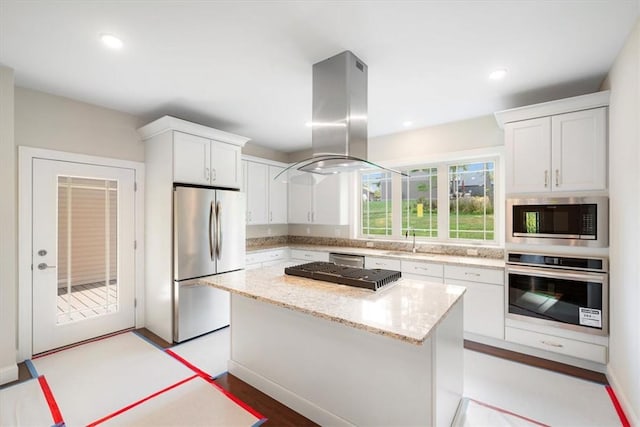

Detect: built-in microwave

[506,197,608,248]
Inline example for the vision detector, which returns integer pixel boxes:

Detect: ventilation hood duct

[277,51,406,182]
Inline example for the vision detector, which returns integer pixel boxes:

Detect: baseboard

[606,365,638,426]
[0,363,19,385]
[228,360,353,427]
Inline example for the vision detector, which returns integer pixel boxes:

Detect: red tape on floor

[605,385,631,427]
[38,375,64,425]
[86,374,198,426]
[165,349,266,421]
[469,398,550,427]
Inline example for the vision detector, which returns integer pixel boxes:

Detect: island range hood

[276,51,406,181]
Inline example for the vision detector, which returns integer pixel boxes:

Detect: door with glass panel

[32,158,136,354]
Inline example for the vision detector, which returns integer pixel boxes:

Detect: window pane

[402,168,438,237]
[57,176,119,324]
[361,171,392,236]
[449,162,495,241]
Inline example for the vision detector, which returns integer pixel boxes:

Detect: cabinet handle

[307,212,311,222]
[270,211,273,222]
[311,212,315,223]
[464,272,481,277]
[205,167,210,181]
[555,169,559,187]
[212,169,217,181]
[540,340,564,348]
[544,170,548,187]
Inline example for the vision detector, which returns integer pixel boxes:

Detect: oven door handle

[505,265,606,282]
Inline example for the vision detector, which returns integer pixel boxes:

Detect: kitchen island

[202,262,466,426]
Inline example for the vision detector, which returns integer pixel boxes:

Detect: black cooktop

[284,262,402,291]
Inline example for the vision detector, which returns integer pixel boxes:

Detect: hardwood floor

[464,340,609,384]
[214,372,318,427]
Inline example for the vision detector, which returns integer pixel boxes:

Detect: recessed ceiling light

[100,33,123,49]
[489,68,508,80]
[402,121,413,127]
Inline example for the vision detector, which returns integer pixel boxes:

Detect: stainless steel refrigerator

[173,185,245,342]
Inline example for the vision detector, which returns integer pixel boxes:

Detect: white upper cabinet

[138,116,249,190]
[246,161,269,224]
[268,166,288,224]
[505,117,552,194]
[244,159,288,225]
[173,132,211,186]
[496,91,609,195]
[288,173,349,225]
[211,141,242,189]
[551,108,607,192]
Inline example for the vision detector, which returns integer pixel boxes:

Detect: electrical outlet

[466,248,478,256]
[366,241,374,247]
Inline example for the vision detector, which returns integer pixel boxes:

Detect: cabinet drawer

[444,265,504,285]
[290,249,329,262]
[505,326,607,363]
[246,249,288,266]
[401,260,443,279]
[365,257,401,271]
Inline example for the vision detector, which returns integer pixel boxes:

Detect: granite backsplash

[246,235,504,259]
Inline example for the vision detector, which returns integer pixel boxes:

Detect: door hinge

[134,182,137,192]
[134,240,137,250]
[134,298,137,308]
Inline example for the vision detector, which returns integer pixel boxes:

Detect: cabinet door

[505,117,552,194]
[173,132,210,185]
[445,278,504,339]
[288,175,313,224]
[268,166,288,224]
[313,173,349,225]
[246,162,269,224]
[211,141,241,189]
[551,108,607,192]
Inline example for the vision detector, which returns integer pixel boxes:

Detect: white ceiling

[1,1,638,152]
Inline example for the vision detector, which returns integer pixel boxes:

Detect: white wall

[368,115,503,165]
[15,87,144,161]
[0,66,18,384]
[601,18,640,425]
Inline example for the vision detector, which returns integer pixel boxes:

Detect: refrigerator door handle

[216,201,222,259]
[209,201,215,261]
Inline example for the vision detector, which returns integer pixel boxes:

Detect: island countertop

[199,262,466,345]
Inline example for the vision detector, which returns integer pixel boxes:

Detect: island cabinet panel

[444,265,504,340]
[228,294,463,427]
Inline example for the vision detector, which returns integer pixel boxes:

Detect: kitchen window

[361,171,393,236]
[360,158,497,243]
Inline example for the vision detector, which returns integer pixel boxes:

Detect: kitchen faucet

[405,229,417,253]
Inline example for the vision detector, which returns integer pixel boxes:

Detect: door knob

[37,263,56,270]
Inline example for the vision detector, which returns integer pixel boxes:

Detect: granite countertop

[200,262,466,345]
[248,244,505,269]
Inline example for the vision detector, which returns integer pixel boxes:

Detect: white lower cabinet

[401,260,444,283]
[365,256,401,271]
[290,249,329,262]
[505,326,607,364]
[246,248,290,269]
[444,265,504,340]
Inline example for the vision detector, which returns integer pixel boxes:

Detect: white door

[211,141,241,189]
[32,158,136,354]
[246,161,268,224]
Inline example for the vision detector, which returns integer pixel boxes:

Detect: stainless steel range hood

[276,51,405,181]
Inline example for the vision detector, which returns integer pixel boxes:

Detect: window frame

[359,155,500,245]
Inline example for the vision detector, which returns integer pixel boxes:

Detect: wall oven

[506,252,608,336]
[506,196,608,247]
